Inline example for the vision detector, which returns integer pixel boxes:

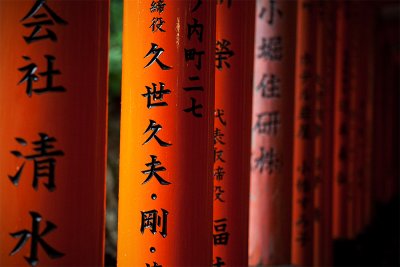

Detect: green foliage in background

[109,0,123,99]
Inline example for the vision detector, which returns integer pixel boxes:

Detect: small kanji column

[213,0,255,266]
[332,1,351,240]
[313,1,336,266]
[249,0,297,265]
[291,1,317,265]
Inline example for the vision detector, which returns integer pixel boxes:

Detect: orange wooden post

[291,1,317,265]
[117,1,215,266]
[248,0,296,265]
[213,1,255,266]
[332,1,350,240]
[313,1,336,265]
[0,1,109,266]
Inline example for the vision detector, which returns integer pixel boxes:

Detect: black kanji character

[192,0,202,12]
[142,155,171,185]
[21,0,67,44]
[142,82,171,108]
[215,39,234,70]
[214,128,225,145]
[253,111,280,135]
[183,97,203,118]
[144,43,172,70]
[214,148,225,163]
[10,211,64,266]
[257,36,283,61]
[214,186,225,202]
[150,17,166,32]
[150,0,166,14]
[213,218,230,245]
[259,0,283,25]
[143,119,171,147]
[140,209,168,238]
[256,73,281,98]
[214,166,225,181]
[187,18,204,42]
[296,179,311,193]
[298,123,312,139]
[254,147,280,174]
[8,133,64,191]
[297,197,309,208]
[215,109,227,126]
[185,48,204,70]
[18,55,66,97]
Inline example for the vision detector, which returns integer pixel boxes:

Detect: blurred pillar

[213,1,255,266]
[332,1,351,239]
[117,1,215,266]
[291,0,317,265]
[347,1,363,239]
[249,0,296,265]
[313,1,335,265]
[0,1,109,266]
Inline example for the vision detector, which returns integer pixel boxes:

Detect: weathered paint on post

[213,1,255,266]
[117,1,215,266]
[249,0,297,265]
[0,1,109,266]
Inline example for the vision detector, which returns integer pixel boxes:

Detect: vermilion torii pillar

[0,1,109,266]
[332,1,351,240]
[291,1,317,265]
[117,1,215,266]
[249,0,296,265]
[213,0,255,266]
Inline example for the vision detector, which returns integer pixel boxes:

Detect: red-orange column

[117,1,215,266]
[291,1,317,266]
[332,1,350,239]
[249,0,296,265]
[0,1,109,266]
[213,1,255,266]
[313,1,336,265]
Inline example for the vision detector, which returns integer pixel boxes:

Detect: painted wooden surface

[0,1,109,266]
